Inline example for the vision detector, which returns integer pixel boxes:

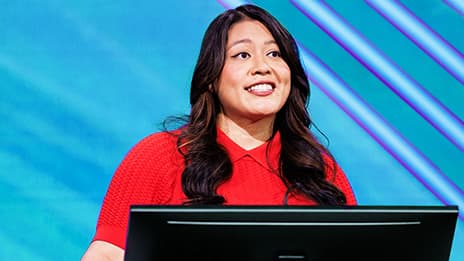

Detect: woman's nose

[251,56,271,75]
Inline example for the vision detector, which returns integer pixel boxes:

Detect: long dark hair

[174,4,346,205]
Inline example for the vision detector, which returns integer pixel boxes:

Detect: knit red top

[93,128,357,249]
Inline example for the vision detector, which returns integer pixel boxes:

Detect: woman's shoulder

[131,130,180,152]
[113,130,183,193]
[121,130,182,166]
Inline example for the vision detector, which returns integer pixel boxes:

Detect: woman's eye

[268,51,281,58]
[233,52,250,59]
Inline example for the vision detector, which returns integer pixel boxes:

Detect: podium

[124,205,458,261]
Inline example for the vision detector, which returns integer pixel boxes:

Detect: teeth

[248,84,273,92]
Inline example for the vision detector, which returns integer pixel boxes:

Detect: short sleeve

[92,132,181,249]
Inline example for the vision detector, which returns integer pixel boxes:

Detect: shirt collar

[216,127,281,172]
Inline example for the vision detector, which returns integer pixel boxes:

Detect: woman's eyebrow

[227,38,251,51]
[227,39,277,51]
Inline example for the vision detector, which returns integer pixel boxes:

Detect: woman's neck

[217,113,275,150]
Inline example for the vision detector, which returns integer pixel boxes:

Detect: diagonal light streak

[291,0,464,153]
[299,44,464,221]
[444,0,464,16]
[218,0,464,220]
[0,53,123,170]
[0,151,100,230]
[217,0,249,8]
[0,232,49,261]
[366,0,464,86]
[46,1,181,101]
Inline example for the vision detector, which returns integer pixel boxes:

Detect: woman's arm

[81,240,124,261]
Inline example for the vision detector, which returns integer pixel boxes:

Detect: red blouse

[93,128,356,249]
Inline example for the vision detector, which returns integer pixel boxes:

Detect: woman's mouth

[245,83,275,95]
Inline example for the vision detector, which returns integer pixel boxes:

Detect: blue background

[1,0,463,260]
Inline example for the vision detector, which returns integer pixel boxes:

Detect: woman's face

[216,19,291,124]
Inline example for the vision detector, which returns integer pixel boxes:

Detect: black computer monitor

[124,205,458,261]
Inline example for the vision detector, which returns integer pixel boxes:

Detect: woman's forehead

[226,19,276,48]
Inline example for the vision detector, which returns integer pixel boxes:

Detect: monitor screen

[124,205,458,261]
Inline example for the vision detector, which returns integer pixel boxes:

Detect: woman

[82,4,356,260]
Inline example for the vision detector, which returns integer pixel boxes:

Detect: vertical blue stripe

[291,0,464,152]
[366,0,464,86]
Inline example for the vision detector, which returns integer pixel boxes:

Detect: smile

[245,83,275,94]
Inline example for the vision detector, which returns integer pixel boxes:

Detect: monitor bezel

[124,205,458,261]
